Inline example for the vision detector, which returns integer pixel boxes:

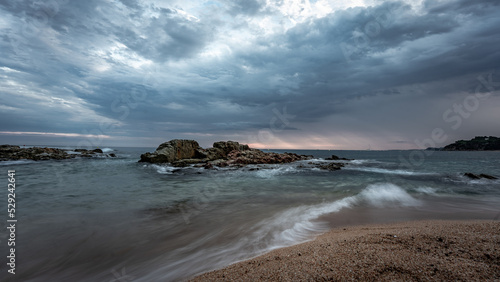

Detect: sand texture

[191,220,500,281]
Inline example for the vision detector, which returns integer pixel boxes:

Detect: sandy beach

[191,220,500,281]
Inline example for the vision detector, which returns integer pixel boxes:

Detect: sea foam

[343,166,435,176]
[251,183,420,250]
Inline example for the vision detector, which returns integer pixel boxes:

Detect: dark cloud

[222,0,266,16]
[1,0,499,149]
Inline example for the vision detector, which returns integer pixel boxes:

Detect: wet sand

[191,220,500,281]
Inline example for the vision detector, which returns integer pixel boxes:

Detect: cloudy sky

[0,0,499,149]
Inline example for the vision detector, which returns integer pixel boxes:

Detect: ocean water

[1,148,499,281]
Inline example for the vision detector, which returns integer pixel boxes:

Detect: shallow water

[1,148,499,281]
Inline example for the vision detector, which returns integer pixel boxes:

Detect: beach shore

[191,220,500,281]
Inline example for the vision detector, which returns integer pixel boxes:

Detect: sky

[0,0,499,150]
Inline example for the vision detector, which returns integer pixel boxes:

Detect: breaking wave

[139,183,421,281]
[343,166,436,176]
[250,183,420,249]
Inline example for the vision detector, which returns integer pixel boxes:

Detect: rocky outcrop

[213,141,250,156]
[0,145,115,161]
[317,162,345,171]
[140,139,315,168]
[463,173,498,180]
[220,150,307,167]
[140,139,203,163]
[325,154,352,161]
[443,136,500,151]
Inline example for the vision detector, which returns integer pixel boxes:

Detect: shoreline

[191,219,500,281]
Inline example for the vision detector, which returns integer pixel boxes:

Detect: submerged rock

[463,173,498,180]
[479,174,498,180]
[325,154,352,161]
[318,162,345,171]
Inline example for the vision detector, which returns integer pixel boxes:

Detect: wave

[349,159,383,165]
[343,166,436,176]
[137,183,421,281]
[149,164,179,174]
[414,186,438,195]
[254,165,302,178]
[101,147,114,153]
[251,183,420,249]
[445,173,500,185]
[0,159,37,166]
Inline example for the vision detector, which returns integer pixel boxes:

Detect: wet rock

[139,139,202,163]
[139,139,313,168]
[479,174,497,180]
[318,162,345,171]
[464,173,498,180]
[196,147,225,161]
[92,148,103,154]
[213,141,250,156]
[0,145,115,161]
[464,173,481,179]
[325,155,352,161]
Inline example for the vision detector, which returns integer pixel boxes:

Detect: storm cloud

[1,0,499,149]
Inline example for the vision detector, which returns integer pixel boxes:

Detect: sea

[1,147,499,281]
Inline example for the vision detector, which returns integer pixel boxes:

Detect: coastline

[191,220,500,281]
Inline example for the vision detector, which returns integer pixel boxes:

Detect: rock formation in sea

[442,136,500,151]
[325,154,352,161]
[0,145,115,161]
[463,172,498,180]
[139,139,323,168]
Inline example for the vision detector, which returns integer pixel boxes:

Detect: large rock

[195,147,225,161]
[140,139,203,163]
[139,139,314,167]
[213,141,250,156]
[0,145,112,161]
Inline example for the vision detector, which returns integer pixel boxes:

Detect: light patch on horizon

[0,131,112,139]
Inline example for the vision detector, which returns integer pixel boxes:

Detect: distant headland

[441,136,500,151]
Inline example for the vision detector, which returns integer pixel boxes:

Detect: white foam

[349,159,381,165]
[0,160,36,166]
[415,186,437,195]
[254,166,300,178]
[306,158,328,162]
[151,164,177,174]
[344,166,435,176]
[450,173,500,185]
[101,148,114,153]
[249,197,355,249]
[138,183,423,281]
[251,183,420,249]
[359,183,421,207]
